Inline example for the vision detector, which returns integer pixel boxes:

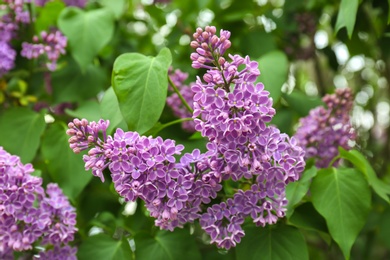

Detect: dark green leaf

[335,0,359,38]
[100,87,127,134]
[286,166,317,217]
[339,148,390,203]
[77,233,133,260]
[51,58,107,103]
[112,48,172,134]
[288,202,328,235]
[257,51,288,103]
[134,228,201,260]
[58,7,115,70]
[41,123,92,200]
[311,167,371,259]
[282,91,323,116]
[0,107,45,163]
[236,224,309,260]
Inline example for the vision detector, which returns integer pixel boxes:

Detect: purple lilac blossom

[294,87,356,168]
[3,0,30,24]
[166,68,196,132]
[21,30,67,71]
[0,42,16,77]
[189,26,305,248]
[0,147,77,259]
[67,119,220,231]
[35,0,87,8]
[67,26,306,250]
[63,0,87,8]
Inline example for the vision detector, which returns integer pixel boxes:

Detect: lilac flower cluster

[67,119,222,231]
[67,26,305,250]
[21,30,67,71]
[189,26,305,248]
[166,68,196,132]
[0,0,30,77]
[294,88,356,168]
[0,147,77,260]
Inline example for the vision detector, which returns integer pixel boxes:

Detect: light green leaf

[236,224,309,260]
[286,166,317,217]
[98,0,127,19]
[65,100,101,122]
[134,228,201,260]
[77,233,133,260]
[100,87,127,134]
[41,123,92,200]
[311,167,371,259]
[339,147,390,203]
[35,0,65,33]
[0,107,46,163]
[112,48,172,134]
[257,51,288,103]
[335,0,359,38]
[58,7,115,70]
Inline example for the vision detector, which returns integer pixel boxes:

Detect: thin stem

[327,154,341,168]
[168,76,194,114]
[152,117,194,136]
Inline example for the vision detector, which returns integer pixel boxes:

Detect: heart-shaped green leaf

[58,7,115,70]
[311,167,371,259]
[77,233,133,260]
[0,107,46,163]
[41,122,92,200]
[257,51,288,103]
[236,224,309,260]
[339,147,390,203]
[112,48,172,134]
[134,228,201,260]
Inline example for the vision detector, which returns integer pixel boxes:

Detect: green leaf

[58,7,115,70]
[112,48,172,134]
[65,100,101,122]
[98,0,127,19]
[77,233,133,260]
[35,0,65,33]
[335,0,359,38]
[134,228,201,260]
[51,57,107,103]
[388,0,390,24]
[311,167,371,259]
[286,166,317,217]
[282,91,323,116]
[288,202,329,235]
[378,206,390,249]
[257,51,288,103]
[339,148,390,203]
[0,107,46,163]
[236,224,309,260]
[41,123,92,200]
[100,87,127,134]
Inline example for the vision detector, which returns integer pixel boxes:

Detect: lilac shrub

[0,147,77,260]
[67,26,306,249]
[294,88,356,168]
